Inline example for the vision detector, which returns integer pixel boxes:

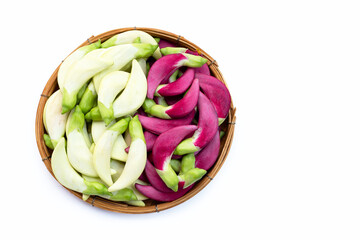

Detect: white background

[1,0,360,239]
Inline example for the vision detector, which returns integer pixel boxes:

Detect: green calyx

[85,106,102,121]
[79,84,97,114]
[173,138,199,155]
[110,188,138,201]
[133,43,158,59]
[180,153,195,174]
[133,37,141,43]
[108,117,131,134]
[149,105,171,119]
[218,117,227,126]
[178,153,206,188]
[146,62,150,76]
[98,101,114,126]
[121,60,132,72]
[76,83,88,103]
[156,96,168,107]
[82,39,101,50]
[169,69,180,83]
[62,88,77,114]
[179,168,207,188]
[126,200,145,207]
[83,180,112,196]
[170,159,181,173]
[160,47,187,56]
[183,53,207,68]
[101,36,117,48]
[43,134,54,150]
[142,98,156,113]
[220,130,225,139]
[67,106,85,134]
[156,165,179,192]
[129,115,145,143]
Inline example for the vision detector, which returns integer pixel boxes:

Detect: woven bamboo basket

[35,27,236,214]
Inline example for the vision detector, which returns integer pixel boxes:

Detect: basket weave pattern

[35,27,236,213]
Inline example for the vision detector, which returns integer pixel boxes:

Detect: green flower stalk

[109,188,138,201]
[137,58,147,75]
[168,69,180,83]
[43,134,54,150]
[220,130,225,139]
[173,138,199,155]
[133,37,141,43]
[178,168,207,188]
[180,153,196,173]
[76,83,88,103]
[160,47,187,55]
[125,200,145,207]
[85,106,102,121]
[79,82,97,114]
[177,153,207,188]
[142,98,156,113]
[170,159,181,173]
[155,96,168,107]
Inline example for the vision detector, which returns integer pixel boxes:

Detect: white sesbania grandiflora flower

[110,160,148,201]
[43,90,69,148]
[91,120,128,162]
[98,71,130,125]
[101,30,161,59]
[65,108,91,148]
[112,59,148,118]
[62,48,114,113]
[51,137,110,196]
[92,117,130,186]
[66,106,97,177]
[108,116,147,192]
[57,40,101,91]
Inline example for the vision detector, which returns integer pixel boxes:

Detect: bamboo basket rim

[35,27,236,214]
